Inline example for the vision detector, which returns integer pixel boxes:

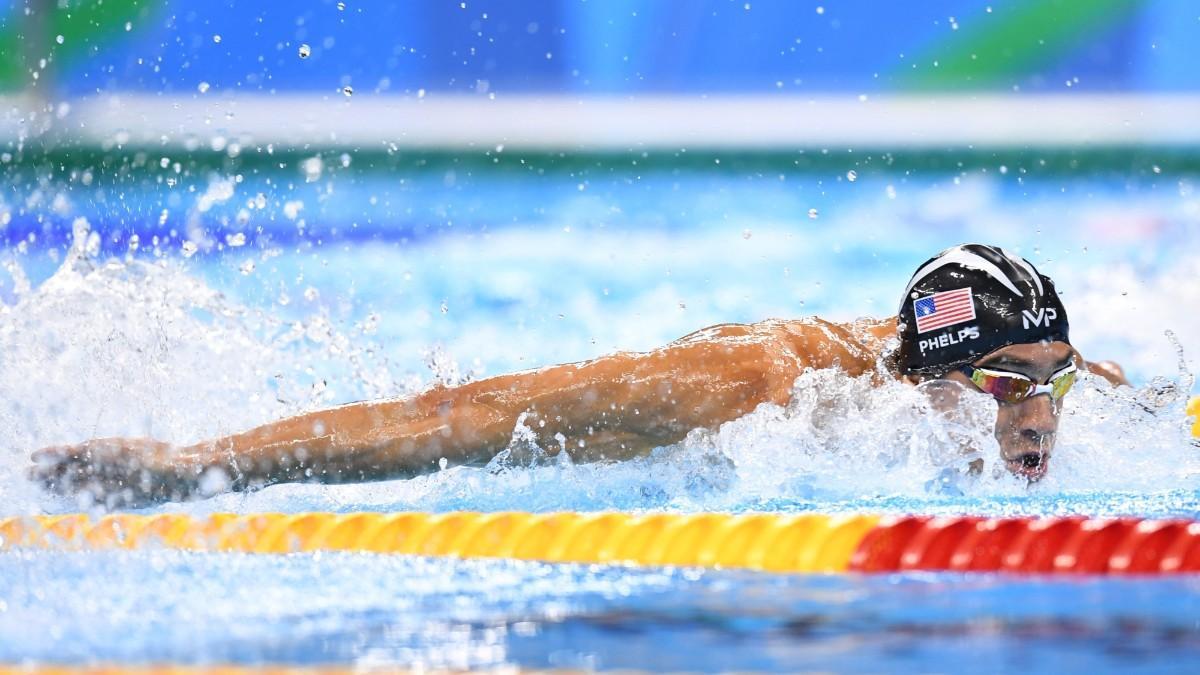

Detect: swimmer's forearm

[185,324,803,488]
[183,384,667,487]
[181,398,496,486]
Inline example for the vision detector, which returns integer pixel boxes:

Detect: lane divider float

[4,511,1200,575]
[2,400,1196,575]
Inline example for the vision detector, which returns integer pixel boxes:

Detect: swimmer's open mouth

[1006,452,1049,481]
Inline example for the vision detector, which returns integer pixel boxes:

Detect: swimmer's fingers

[28,438,173,499]
[28,444,89,489]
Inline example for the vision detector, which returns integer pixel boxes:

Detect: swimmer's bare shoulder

[30,316,894,505]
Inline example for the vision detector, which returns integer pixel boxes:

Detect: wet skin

[30,318,1125,505]
[933,341,1078,482]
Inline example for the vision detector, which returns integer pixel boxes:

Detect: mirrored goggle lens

[970,371,1033,403]
[1049,368,1077,400]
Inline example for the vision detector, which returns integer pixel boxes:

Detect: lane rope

[2,397,1196,576]
[4,511,1200,574]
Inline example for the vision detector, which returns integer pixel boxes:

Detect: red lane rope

[849,517,1200,574]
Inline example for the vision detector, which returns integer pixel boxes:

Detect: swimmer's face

[940,341,1078,482]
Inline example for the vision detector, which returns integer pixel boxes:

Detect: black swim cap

[896,244,1070,376]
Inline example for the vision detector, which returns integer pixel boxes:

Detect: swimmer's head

[896,244,1073,481]
[896,244,1069,377]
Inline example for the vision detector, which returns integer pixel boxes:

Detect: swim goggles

[958,362,1077,404]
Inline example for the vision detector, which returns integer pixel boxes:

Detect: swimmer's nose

[998,393,1059,468]
[1015,391,1060,440]
[1020,427,1055,450]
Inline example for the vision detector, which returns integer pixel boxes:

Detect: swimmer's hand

[1086,360,1129,388]
[29,438,213,508]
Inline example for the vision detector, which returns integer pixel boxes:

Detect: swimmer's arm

[187,321,809,485]
[33,320,813,500]
[1084,360,1129,387]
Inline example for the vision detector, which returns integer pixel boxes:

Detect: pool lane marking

[6,511,1200,574]
[0,511,876,572]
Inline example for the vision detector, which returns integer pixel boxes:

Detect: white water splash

[0,244,414,513]
[163,365,1198,518]
[1,228,1197,517]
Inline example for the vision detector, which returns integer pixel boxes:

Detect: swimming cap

[896,244,1070,376]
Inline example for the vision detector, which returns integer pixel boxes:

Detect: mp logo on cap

[1021,307,1057,329]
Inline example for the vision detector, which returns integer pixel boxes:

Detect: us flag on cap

[914,287,976,333]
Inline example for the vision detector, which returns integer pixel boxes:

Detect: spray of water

[0,225,414,513]
[1,230,1196,517]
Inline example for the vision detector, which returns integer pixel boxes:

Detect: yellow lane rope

[0,511,879,574]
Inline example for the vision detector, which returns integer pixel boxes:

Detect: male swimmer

[32,244,1127,505]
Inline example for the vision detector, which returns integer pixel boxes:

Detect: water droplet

[846,170,857,182]
[337,1,346,9]
[816,6,825,14]
[181,241,198,258]
[212,34,222,44]
[303,286,320,302]
[298,44,311,59]
[302,155,324,182]
[239,260,256,275]
[283,200,304,220]
[807,208,819,219]
[124,21,132,32]
[439,457,449,470]
[1152,165,1162,174]
[226,232,246,247]
[362,312,380,335]
[742,229,752,239]
[342,85,353,97]
[440,301,449,314]
[197,81,210,94]
[55,34,64,45]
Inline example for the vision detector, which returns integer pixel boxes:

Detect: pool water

[1,157,1199,670]
[3,550,1200,673]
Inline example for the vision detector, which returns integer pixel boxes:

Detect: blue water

[2,550,1199,673]
[2,162,1199,670]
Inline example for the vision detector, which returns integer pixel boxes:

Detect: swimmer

[32,243,1128,505]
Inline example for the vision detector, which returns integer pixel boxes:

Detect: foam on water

[170,367,1197,517]
[0,232,416,513]
[3,231,1195,517]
